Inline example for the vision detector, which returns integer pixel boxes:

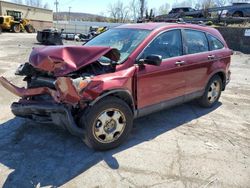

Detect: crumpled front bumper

[11,101,85,137]
[0,76,85,136]
[0,76,81,105]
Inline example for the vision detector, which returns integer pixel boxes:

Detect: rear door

[181,29,213,95]
[136,29,187,109]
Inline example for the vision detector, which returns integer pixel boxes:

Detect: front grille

[0,17,4,24]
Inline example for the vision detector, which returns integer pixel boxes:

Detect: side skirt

[135,90,204,118]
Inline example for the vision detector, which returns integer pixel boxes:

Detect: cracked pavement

[0,33,249,188]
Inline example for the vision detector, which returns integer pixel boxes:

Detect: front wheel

[198,75,222,108]
[11,24,20,33]
[24,24,35,33]
[80,96,133,150]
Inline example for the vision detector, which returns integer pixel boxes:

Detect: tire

[11,24,20,33]
[232,11,243,17]
[198,75,222,108]
[80,96,133,150]
[24,24,34,33]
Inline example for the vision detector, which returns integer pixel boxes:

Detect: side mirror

[139,55,162,66]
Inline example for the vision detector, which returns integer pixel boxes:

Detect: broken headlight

[72,77,91,93]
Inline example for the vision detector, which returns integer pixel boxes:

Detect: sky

[45,0,177,15]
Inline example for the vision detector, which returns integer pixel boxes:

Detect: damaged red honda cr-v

[0,23,231,150]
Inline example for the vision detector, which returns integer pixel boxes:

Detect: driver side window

[141,29,183,60]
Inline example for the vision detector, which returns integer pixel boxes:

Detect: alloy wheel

[207,80,221,103]
[93,108,126,143]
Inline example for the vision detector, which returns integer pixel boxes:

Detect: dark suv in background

[226,5,250,17]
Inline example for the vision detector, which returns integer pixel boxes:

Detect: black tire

[232,11,243,17]
[24,24,34,33]
[11,24,20,33]
[198,75,222,108]
[80,96,133,150]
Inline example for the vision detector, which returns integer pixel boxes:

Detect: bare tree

[43,2,49,9]
[158,3,170,15]
[194,0,217,10]
[195,3,202,10]
[130,0,140,22]
[173,0,192,8]
[139,0,145,19]
[139,0,148,19]
[214,0,227,7]
[107,0,130,23]
[24,0,44,8]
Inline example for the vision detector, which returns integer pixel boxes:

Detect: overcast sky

[45,0,177,15]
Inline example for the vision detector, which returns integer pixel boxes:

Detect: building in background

[0,1,53,31]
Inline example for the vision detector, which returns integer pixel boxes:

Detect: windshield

[84,28,150,64]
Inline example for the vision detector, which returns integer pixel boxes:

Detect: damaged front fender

[82,66,137,100]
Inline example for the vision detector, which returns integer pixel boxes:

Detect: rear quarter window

[207,34,224,51]
[184,29,209,54]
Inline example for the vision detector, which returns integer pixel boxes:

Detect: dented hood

[29,46,120,76]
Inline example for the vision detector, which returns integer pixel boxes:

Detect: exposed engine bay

[16,59,116,89]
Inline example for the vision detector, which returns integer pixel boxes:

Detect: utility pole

[68,6,71,22]
[54,0,59,26]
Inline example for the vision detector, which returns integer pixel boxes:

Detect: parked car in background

[169,7,196,14]
[226,5,250,17]
[169,7,204,17]
[0,23,232,150]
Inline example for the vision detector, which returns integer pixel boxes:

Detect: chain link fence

[53,21,123,34]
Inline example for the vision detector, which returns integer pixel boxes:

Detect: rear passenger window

[184,30,209,54]
[142,29,183,59]
[207,34,224,50]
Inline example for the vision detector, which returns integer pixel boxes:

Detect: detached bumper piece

[0,76,57,98]
[11,101,84,137]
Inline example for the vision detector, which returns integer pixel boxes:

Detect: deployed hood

[29,46,120,76]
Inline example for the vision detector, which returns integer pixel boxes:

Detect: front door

[136,29,187,109]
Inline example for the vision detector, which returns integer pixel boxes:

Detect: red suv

[0,23,231,150]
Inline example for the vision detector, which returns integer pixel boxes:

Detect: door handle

[208,55,215,59]
[175,61,186,66]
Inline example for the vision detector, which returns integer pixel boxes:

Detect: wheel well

[216,72,226,90]
[110,92,135,113]
[90,90,135,114]
[233,11,243,16]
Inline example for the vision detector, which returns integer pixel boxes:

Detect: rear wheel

[198,75,222,108]
[11,24,20,33]
[232,11,243,17]
[80,96,133,150]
